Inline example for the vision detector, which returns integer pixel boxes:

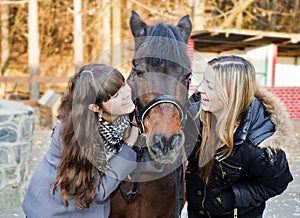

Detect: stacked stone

[0,99,34,210]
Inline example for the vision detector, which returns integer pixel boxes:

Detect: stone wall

[0,99,34,210]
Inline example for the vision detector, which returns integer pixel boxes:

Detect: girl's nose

[122,83,132,98]
[124,83,132,94]
[198,82,205,93]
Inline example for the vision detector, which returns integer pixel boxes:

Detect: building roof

[191,28,300,57]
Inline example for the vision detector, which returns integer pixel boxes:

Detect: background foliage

[1,0,299,96]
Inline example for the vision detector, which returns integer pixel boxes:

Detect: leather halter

[138,95,185,133]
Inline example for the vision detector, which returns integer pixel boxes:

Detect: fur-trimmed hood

[234,87,293,150]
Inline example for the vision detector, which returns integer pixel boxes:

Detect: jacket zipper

[218,162,227,178]
[222,161,242,170]
[234,208,238,218]
[218,161,240,218]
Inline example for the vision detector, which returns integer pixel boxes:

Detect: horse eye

[135,65,145,75]
[181,72,191,81]
[133,59,138,67]
[185,72,192,79]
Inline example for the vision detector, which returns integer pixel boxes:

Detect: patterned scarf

[99,115,130,154]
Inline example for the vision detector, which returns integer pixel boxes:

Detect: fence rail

[0,76,70,106]
[0,76,70,83]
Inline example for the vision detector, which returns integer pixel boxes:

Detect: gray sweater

[22,123,137,218]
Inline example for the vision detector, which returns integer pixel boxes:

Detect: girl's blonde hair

[199,56,256,183]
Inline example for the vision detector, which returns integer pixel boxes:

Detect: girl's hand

[125,126,139,147]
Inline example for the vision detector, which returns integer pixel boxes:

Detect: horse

[109,11,192,218]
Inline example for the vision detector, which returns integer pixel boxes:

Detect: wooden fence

[0,76,70,106]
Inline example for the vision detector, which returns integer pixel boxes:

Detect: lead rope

[175,74,191,218]
[118,134,145,201]
[175,164,184,218]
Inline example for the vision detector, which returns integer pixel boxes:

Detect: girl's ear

[88,104,101,112]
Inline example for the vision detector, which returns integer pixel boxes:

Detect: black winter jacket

[184,92,293,218]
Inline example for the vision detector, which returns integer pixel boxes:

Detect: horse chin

[151,149,182,165]
[147,142,184,164]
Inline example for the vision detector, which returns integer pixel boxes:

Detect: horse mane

[135,22,191,70]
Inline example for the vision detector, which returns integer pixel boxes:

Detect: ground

[0,121,299,218]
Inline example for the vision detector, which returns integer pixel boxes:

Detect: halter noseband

[139,95,185,133]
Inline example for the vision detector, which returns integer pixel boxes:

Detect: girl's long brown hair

[53,64,124,209]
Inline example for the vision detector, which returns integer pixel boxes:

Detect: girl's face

[198,66,224,117]
[102,83,135,121]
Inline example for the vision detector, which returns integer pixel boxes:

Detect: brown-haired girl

[22,64,138,217]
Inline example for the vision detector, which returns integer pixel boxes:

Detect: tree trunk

[101,0,111,65]
[258,0,267,30]
[73,0,83,72]
[112,0,121,68]
[28,0,40,100]
[293,0,299,33]
[270,0,277,31]
[1,3,9,75]
[192,0,205,30]
[235,0,243,29]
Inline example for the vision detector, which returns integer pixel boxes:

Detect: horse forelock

[147,22,183,42]
[134,22,191,70]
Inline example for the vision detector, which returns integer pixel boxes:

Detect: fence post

[28,0,40,100]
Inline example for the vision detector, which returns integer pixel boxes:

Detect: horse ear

[176,15,192,43]
[130,10,147,37]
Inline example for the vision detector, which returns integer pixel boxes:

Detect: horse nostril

[149,132,184,156]
[169,135,178,150]
[149,133,164,154]
[169,133,184,150]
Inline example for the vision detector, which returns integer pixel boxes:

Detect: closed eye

[111,92,119,98]
[206,80,215,89]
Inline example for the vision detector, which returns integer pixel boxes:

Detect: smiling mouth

[201,96,209,102]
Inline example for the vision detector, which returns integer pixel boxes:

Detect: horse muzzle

[148,131,185,163]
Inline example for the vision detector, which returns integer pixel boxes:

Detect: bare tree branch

[244,10,268,26]
[219,0,256,28]
[0,0,28,5]
[129,0,176,20]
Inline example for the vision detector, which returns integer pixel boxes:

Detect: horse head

[128,11,192,164]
